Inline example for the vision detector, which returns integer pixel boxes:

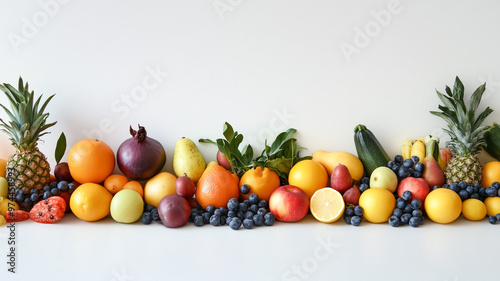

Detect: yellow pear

[312,150,364,182]
[173,137,206,182]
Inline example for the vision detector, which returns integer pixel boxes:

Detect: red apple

[397,177,430,207]
[217,150,231,170]
[269,185,309,222]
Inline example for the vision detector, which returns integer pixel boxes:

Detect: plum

[54,162,74,182]
[158,194,191,228]
[175,174,196,198]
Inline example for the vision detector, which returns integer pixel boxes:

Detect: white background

[1,1,500,280]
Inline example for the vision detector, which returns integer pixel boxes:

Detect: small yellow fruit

[359,188,395,223]
[288,160,328,199]
[462,198,487,221]
[0,197,19,216]
[0,214,6,226]
[0,158,6,178]
[70,183,113,222]
[310,188,345,223]
[484,196,500,216]
[425,188,462,224]
[144,172,177,207]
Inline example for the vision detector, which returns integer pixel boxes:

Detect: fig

[158,194,191,228]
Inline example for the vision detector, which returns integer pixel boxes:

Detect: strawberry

[4,210,30,222]
[29,196,66,224]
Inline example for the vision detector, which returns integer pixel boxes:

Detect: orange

[68,139,115,184]
[288,159,328,198]
[70,183,113,222]
[196,161,239,210]
[104,174,129,194]
[0,158,6,178]
[358,188,395,223]
[424,188,462,224]
[123,180,144,198]
[239,166,280,202]
[481,161,500,187]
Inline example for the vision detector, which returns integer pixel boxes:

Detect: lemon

[70,183,113,222]
[484,196,500,216]
[424,188,462,224]
[288,160,328,198]
[0,197,19,216]
[310,188,345,223]
[462,198,487,221]
[358,188,395,223]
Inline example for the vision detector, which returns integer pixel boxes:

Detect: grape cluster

[435,181,500,202]
[388,191,424,227]
[14,180,76,209]
[190,184,275,230]
[343,205,364,226]
[387,155,424,182]
[141,204,161,224]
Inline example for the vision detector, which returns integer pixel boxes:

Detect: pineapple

[0,77,56,210]
[430,76,493,185]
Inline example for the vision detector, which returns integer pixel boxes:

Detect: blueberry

[203,212,211,223]
[249,204,259,214]
[404,204,414,213]
[388,160,396,169]
[68,183,76,194]
[345,208,354,216]
[472,184,480,193]
[227,198,239,211]
[486,187,497,197]
[213,209,223,217]
[145,204,156,212]
[240,184,250,194]
[492,182,500,190]
[257,199,268,208]
[15,193,25,202]
[344,215,352,225]
[227,210,236,218]
[391,164,400,174]
[243,199,251,207]
[432,185,440,191]
[470,193,480,200]
[57,181,68,191]
[479,187,487,197]
[359,183,369,193]
[459,181,468,190]
[49,181,58,189]
[193,215,204,226]
[361,176,370,184]
[414,162,425,173]
[151,209,160,221]
[218,207,228,216]
[398,166,410,179]
[209,215,220,226]
[410,199,422,210]
[411,156,420,164]
[249,193,259,204]
[244,211,254,219]
[412,209,422,217]
[442,184,450,189]
[388,216,400,227]
[450,183,460,193]
[412,171,422,178]
[236,211,244,220]
[394,155,404,164]
[396,198,406,210]
[496,214,500,223]
[50,188,60,196]
[243,218,254,229]
[458,190,469,201]
[401,213,412,224]
[253,214,264,226]
[206,205,216,214]
[392,208,403,218]
[141,212,153,225]
[220,216,227,225]
[226,216,232,225]
[229,217,242,230]
[488,215,497,224]
[350,216,362,226]
[239,203,248,212]
[42,190,52,200]
[402,190,412,201]
[409,217,420,227]
[354,205,363,216]
[23,198,33,207]
[15,189,23,195]
[257,208,267,216]
[30,193,39,202]
[403,159,414,168]
[30,188,38,194]
[264,212,275,226]
[465,185,474,195]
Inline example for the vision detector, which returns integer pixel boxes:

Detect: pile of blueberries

[343,205,364,226]
[190,184,275,230]
[387,155,425,182]
[434,181,500,202]
[14,180,76,208]
[388,190,424,227]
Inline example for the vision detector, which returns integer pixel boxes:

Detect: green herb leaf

[198,138,216,145]
[54,132,66,164]
[223,122,235,142]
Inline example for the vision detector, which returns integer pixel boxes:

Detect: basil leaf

[223,122,235,142]
[54,132,66,164]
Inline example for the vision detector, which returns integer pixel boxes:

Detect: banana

[410,139,425,163]
[401,138,412,160]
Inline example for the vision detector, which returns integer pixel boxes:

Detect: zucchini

[354,124,390,177]
[484,122,500,161]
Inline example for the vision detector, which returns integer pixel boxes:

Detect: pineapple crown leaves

[429,76,493,155]
[0,77,56,151]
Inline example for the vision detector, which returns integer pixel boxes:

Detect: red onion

[117,125,166,180]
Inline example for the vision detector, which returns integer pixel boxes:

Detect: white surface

[1,1,500,280]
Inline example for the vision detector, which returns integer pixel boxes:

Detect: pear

[173,137,206,182]
[330,164,353,193]
[343,185,361,205]
[422,137,445,187]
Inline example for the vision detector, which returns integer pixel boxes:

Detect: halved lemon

[310,187,345,223]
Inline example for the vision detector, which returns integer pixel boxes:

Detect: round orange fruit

[68,139,115,184]
[70,183,113,222]
[104,174,129,194]
[288,159,328,198]
[123,180,144,198]
[196,162,239,210]
[481,161,500,187]
[239,166,280,202]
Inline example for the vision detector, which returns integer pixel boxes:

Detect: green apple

[370,167,398,193]
[0,177,8,198]
[110,189,144,223]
